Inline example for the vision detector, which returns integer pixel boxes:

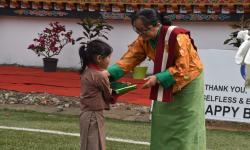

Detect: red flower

[28,44,35,50]
[28,22,74,58]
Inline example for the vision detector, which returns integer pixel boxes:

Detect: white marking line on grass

[106,137,149,145]
[0,126,150,146]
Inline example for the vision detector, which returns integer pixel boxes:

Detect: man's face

[133,18,158,40]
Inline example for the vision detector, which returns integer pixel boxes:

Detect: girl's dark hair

[79,39,113,74]
[131,8,172,27]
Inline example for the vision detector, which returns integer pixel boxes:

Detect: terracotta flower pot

[43,58,58,72]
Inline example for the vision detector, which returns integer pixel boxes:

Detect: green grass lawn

[0,108,250,150]
[0,130,148,150]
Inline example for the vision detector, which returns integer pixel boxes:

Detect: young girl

[79,39,115,150]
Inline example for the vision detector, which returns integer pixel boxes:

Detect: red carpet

[0,66,151,106]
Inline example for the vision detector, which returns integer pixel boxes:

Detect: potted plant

[132,58,150,79]
[224,16,250,48]
[76,17,113,45]
[28,22,75,72]
[132,65,148,79]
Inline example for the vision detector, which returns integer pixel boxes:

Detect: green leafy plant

[76,18,113,45]
[224,16,250,48]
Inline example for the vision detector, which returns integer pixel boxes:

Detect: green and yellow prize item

[111,82,137,95]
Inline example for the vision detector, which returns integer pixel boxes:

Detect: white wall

[0,16,237,72]
[0,16,138,69]
[174,21,236,50]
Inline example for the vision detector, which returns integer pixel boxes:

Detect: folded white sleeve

[235,40,250,64]
[244,43,250,65]
[245,65,250,88]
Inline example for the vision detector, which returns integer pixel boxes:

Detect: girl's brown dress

[80,66,113,150]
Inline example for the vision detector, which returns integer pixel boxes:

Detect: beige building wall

[0,16,236,71]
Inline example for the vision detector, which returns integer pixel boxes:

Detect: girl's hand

[142,75,158,89]
[110,94,120,104]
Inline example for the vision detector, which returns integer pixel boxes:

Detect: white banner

[199,49,250,123]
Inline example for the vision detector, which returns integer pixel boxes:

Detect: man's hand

[142,75,158,89]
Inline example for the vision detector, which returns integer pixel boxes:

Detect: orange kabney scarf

[150,26,197,102]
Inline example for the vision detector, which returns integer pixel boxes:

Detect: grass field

[1,108,250,150]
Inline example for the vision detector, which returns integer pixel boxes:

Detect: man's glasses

[133,26,151,35]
